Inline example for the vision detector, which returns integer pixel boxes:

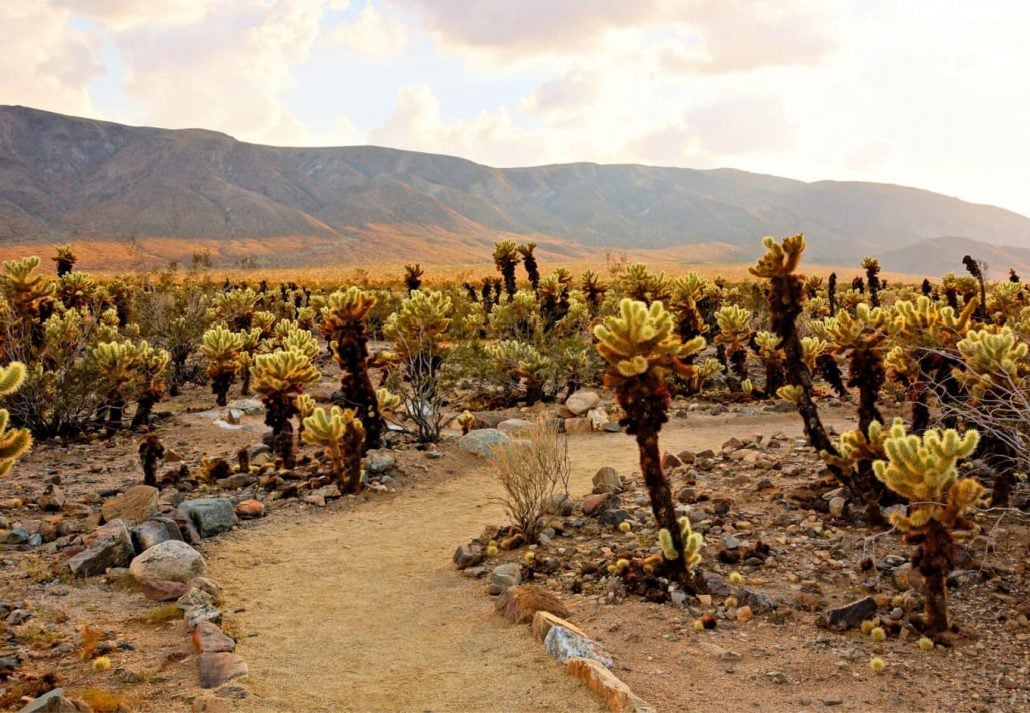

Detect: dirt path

[208,413,850,712]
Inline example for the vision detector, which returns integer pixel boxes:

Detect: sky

[4,0,1030,217]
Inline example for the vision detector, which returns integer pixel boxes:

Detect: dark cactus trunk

[912,521,954,638]
[335,325,384,452]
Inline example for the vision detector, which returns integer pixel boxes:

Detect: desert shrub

[493,419,570,541]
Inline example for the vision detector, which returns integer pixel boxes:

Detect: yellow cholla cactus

[294,393,316,420]
[323,286,377,328]
[953,327,1028,399]
[1,256,56,317]
[658,516,703,572]
[594,299,705,378]
[0,362,32,476]
[302,405,365,492]
[749,234,806,278]
[776,384,803,403]
[375,387,402,412]
[382,289,452,353]
[689,358,724,391]
[822,418,893,473]
[92,341,141,391]
[619,263,671,304]
[456,410,475,435]
[252,349,320,397]
[872,422,982,531]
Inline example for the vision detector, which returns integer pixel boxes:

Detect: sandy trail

[209,413,843,712]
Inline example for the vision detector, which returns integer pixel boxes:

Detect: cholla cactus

[375,387,402,413]
[211,287,259,330]
[669,273,713,342]
[755,331,786,397]
[294,392,316,440]
[818,304,891,432]
[383,290,452,357]
[456,410,475,435]
[1,256,56,323]
[52,244,77,277]
[872,422,983,637]
[658,516,703,573]
[580,270,607,311]
[253,348,321,468]
[493,240,521,300]
[58,272,94,309]
[714,304,752,385]
[862,257,882,307]
[0,362,32,476]
[302,406,365,493]
[201,325,244,406]
[321,286,383,451]
[517,243,540,291]
[403,263,424,294]
[619,263,671,305]
[130,341,171,429]
[92,341,141,429]
[594,298,706,592]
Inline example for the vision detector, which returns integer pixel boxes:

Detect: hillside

[878,236,1030,277]
[2,105,1029,270]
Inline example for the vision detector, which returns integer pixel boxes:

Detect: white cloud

[0,4,103,116]
[56,0,215,28]
[331,2,408,58]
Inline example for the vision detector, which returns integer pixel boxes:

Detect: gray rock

[101,485,160,526]
[228,398,264,416]
[0,527,30,545]
[497,418,535,436]
[565,390,600,416]
[767,671,789,684]
[459,429,511,458]
[37,484,66,512]
[130,540,206,583]
[68,520,135,577]
[736,587,780,613]
[722,533,741,550]
[817,596,878,631]
[184,603,223,630]
[598,509,630,528]
[179,498,237,538]
[453,544,484,569]
[697,640,743,661]
[16,689,79,713]
[543,625,612,667]
[366,451,396,474]
[131,517,183,552]
[829,496,847,519]
[198,652,248,689]
[177,587,215,608]
[591,467,623,495]
[489,562,522,595]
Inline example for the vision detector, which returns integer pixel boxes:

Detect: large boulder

[68,520,135,577]
[459,429,510,458]
[179,498,237,538]
[565,390,600,416]
[131,517,183,552]
[129,540,206,583]
[101,485,160,526]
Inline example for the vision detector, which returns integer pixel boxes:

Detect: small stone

[130,540,206,583]
[566,658,654,713]
[192,622,236,654]
[829,496,847,519]
[185,604,223,630]
[15,689,83,713]
[190,576,221,597]
[565,390,600,416]
[582,493,613,516]
[735,587,780,613]
[453,543,483,569]
[496,585,569,623]
[459,429,510,458]
[234,500,265,519]
[489,563,522,595]
[531,611,590,643]
[697,641,742,661]
[662,452,683,469]
[131,517,184,552]
[767,671,789,684]
[722,533,741,550]
[545,625,612,667]
[113,668,144,684]
[198,652,248,689]
[179,498,237,538]
[138,577,190,602]
[592,467,623,494]
[817,596,878,631]
[102,485,160,525]
[365,451,397,473]
[178,587,215,608]
[38,484,66,512]
[587,407,609,431]
[225,409,243,425]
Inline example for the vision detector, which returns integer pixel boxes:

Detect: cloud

[369,85,534,165]
[111,0,330,143]
[56,0,214,28]
[518,69,599,115]
[331,2,408,58]
[0,4,103,116]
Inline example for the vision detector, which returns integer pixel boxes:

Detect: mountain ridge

[2,104,1029,272]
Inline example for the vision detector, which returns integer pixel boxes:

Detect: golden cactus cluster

[658,516,703,573]
[594,299,705,379]
[0,362,32,476]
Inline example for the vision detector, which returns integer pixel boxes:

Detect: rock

[101,485,160,525]
[38,484,66,512]
[817,596,879,631]
[190,576,221,597]
[602,422,622,433]
[0,527,30,545]
[565,390,600,416]
[489,563,522,595]
[598,509,630,528]
[592,467,623,495]
[225,408,243,425]
[702,571,732,597]
[587,408,609,431]
[192,622,236,654]
[178,587,215,608]
[234,499,265,519]
[179,498,237,538]
[767,671,789,684]
[544,625,612,667]
[531,611,590,643]
[563,417,593,435]
[113,668,144,684]
[453,543,483,569]
[582,493,614,516]
[130,540,206,583]
[185,604,223,630]
[229,399,264,416]
[736,587,780,613]
[132,517,183,552]
[366,451,396,474]
[722,533,741,550]
[458,429,510,458]
[198,652,248,688]
[68,520,135,577]
[138,577,190,602]
[216,473,252,490]
[565,658,655,713]
[662,452,683,469]
[829,496,847,519]
[497,418,535,436]
[697,640,743,661]
[496,585,570,624]
[16,689,87,713]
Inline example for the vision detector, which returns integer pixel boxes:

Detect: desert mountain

[2,105,1029,271]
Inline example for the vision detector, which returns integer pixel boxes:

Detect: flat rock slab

[68,520,134,578]
[566,658,655,713]
[198,652,248,689]
[192,622,236,654]
[544,625,613,667]
[138,577,190,602]
[532,611,590,643]
[102,485,159,526]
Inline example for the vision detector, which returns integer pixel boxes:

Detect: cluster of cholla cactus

[594,298,707,592]
[302,406,365,493]
[91,340,170,432]
[872,421,983,639]
[713,304,751,387]
[201,325,244,407]
[0,362,32,476]
[252,348,320,468]
[321,286,384,451]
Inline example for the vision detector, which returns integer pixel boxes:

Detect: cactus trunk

[914,520,954,637]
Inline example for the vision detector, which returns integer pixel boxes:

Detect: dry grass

[493,419,570,541]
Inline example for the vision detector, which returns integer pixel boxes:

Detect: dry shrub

[493,418,570,541]
[80,687,125,712]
